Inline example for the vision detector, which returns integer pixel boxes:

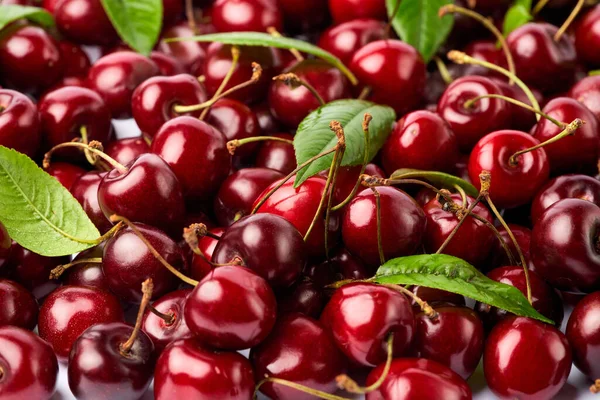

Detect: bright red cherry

[71,172,112,234]
[329,0,386,23]
[142,289,193,354]
[55,0,119,46]
[574,4,600,67]
[58,41,91,78]
[255,133,295,174]
[157,23,207,76]
[566,291,600,381]
[318,18,387,65]
[104,137,150,166]
[212,0,283,32]
[45,162,86,191]
[568,75,600,121]
[190,227,225,281]
[0,89,41,157]
[0,279,38,330]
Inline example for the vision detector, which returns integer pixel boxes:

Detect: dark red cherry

[574,5,600,67]
[212,0,283,32]
[487,223,533,271]
[437,76,511,152]
[157,23,207,76]
[566,291,600,381]
[150,116,230,202]
[321,282,415,367]
[104,137,150,166]
[131,74,208,138]
[492,78,544,132]
[365,358,472,400]
[0,89,40,157]
[0,222,12,271]
[98,153,186,236]
[462,39,507,79]
[410,285,466,308]
[64,245,110,291]
[350,40,426,115]
[255,133,295,174]
[55,0,119,46]
[154,338,255,399]
[329,0,386,23]
[484,316,572,400]
[45,162,86,191]
[382,110,460,174]
[87,51,160,118]
[531,198,600,293]
[278,280,325,319]
[320,163,385,205]
[318,18,387,65]
[149,51,185,76]
[190,227,225,281]
[278,0,329,32]
[71,171,112,234]
[307,246,372,288]
[468,130,550,209]
[568,75,600,121]
[103,223,187,302]
[342,186,426,268]
[7,245,67,300]
[252,102,281,134]
[58,41,91,78]
[142,289,193,354]
[0,326,58,400]
[212,213,306,287]
[68,322,155,400]
[0,279,38,330]
[162,0,184,26]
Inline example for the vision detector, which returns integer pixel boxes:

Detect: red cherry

[104,137,150,166]
[157,23,207,76]
[252,102,281,134]
[574,4,600,67]
[212,0,283,32]
[318,18,387,65]
[190,227,225,281]
[278,280,325,319]
[492,77,544,132]
[255,132,295,174]
[410,285,466,308]
[568,75,600,121]
[0,279,38,330]
[55,0,119,46]
[64,245,110,291]
[0,89,41,157]
[462,39,507,78]
[149,51,186,76]
[162,0,184,26]
[329,0,386,24]
[566,291,600,381]
[45,162,86,191]
[487,223,533,271]
[320,163,385,205]
[71,171,112,234]
[58,41,91,78]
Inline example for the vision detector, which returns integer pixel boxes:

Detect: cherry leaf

[0,4,54,32]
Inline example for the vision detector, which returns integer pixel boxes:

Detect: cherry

[71,171,113,234]
[154,337,255,399]
[0,279,38,330]
[506,22,577,93]
[318,18,387,65]
[55,0,119,46]
[329,0,386,23]
[58,41,91,78]
[278,0,329,32]
[484,316,572,399]
[278,280,325,319]
[157,23,207,76]
[462,39,507,79]
[0,222,12,271]
[268,59,351,128]
[255,132,295,174]
[98,153,186,236]
[307,247,372,288]
[87,51,160,118]
[568,75,600,121]
[320,163,385,205]
[212,213,306,287]
[190,227,225,281]
[150,51,186,76]
[468,130,550,209]
[487,223,533,271]
[150,116,230,203]
[350,39,426,115]
[63,245,110,291]
[566,291,600,381]
[252,102,281,134]
[0,89,41,157]
[492,78,544,132]
[410,285,466,308]
[212,0,283,32]
[437,76,511,151]
[131,74,208,138]
[574,4,600,67]
[45,162,86,191]
[365,358,472,400]
[104,137,150,166]
[320,282,415,367]
[0,326,58,400]
[381,110,460,174]
[0,25,64,93]
[531,198,600,293]
[342,186,426,268]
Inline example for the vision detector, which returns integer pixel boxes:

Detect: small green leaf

[389,168,479,197]
[386,0,454,62]
[100,0,162,55]
[293,100,395,187]
[0,5,54,32]
[0,146,100,257]
[166,32,358,85]
[503,0,533,36]
[374,254,553,324]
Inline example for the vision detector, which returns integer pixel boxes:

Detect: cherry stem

[385,0,402,38]
[273,73,325,106]
[185,0,198,34]
[357,86,371,101]
[590,70,600,77]
[49,257,103,280]
[554,0,585,41]
[435,193,484,256]
[468,208,517,266]
[465,94,566,128]
[508,118,584,166]
[532,0,550,14]
[267,27,304,61]
[590,379,600,394]
[147,304,175,325]
[372,187,385,265]
[454,184,467,207]
[110,215,199,287]
[324,129,345,259]
[120,278,153,356]
[383,284,438,318]
[0,106,4,113]
[212,46,240,99]
[44,140,128,174]
[433,56,453,85]
[467,0,476,7]
[368,177,454,205]
[79,125,100,167]
[447,50,541,120]
[227,136,293,155]
[183,223,218,267]
[254,376,350,400]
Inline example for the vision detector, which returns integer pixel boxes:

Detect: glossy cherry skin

[487,223,533,271]
[212,0,283,32]
[157,23,207,76]
[382,110,459,174]
[531,198,600,293]
[252,102,281,134]
[0,222,12,270]
[55,0,119,46]
[350,40,426,115]
[365,358,472,400]
[255,133,295,174]
[492,78,544,132]
[0,279,38,330]
[437,76,511,151]
[142,289,193,354]
[190,227,225,281]
[484,316,572,400]
[184,265,277,350]
[342,186,426,268]
[37,285,124,360]
[131,74,207,138]
[268,59,351,128]
[103,223,187,302]
[251,313,347,400]
[568,75,600,121]
[45,162,86,190]
[68,322,155,400]
[98,153,186,236]
[0,326,58,400]
[507,23,577,93]
[71,172,112,233]
[64,245,110,291]
[566,291,600,380]
[104,137,150,166]
[468,130,550,209]
[0,25,64,92]
[154,338,255,400]
[318,18,387,65]
[58,41,91,78]
[329,0,386,23]
[87,51,160,118]
[150,51,185,76]
[212,213,306,287]
[0,89,41,158]
[574,5,600,67]
[321,282,415,367]
[278,280,325,319]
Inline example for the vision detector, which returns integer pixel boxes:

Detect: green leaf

[374,254,553,324]
[0,5,54,32]
[389,168,479,197]
[503,0,533,36]
[386,0,454,62]
[0,146,100,257]
[165,32,358,85]
[100,0,162,55]
[293,100,395,187]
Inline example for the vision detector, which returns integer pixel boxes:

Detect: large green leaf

[389,168,479,197]
[165,31,358,85]
[294,100,395,187]
[386,0,454,62]
[100,0,162,55]
[0,146,100,256]
[374,254,553,324]
[503,0,533,36]
[0,5,54,32]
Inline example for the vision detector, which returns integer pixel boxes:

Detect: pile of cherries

[1,0,600,399]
